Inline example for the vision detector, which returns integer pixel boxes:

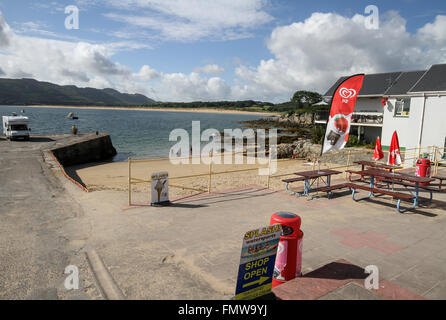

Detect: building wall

[382,95,446,150]
[421,96,446,149]
[382,97,422,150]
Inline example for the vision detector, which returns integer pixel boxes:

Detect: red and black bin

[415,158,431,186]
[270,212,303,288]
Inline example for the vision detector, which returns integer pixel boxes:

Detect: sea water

[0,106,261,161]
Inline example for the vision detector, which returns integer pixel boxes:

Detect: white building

[318,64,446,153]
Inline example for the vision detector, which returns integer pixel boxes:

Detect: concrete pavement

[0,135,100,299]
[2,133,445,299]
[62,168,446,299]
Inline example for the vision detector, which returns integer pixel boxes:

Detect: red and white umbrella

[373,137,384,161]
[388,131,402,165]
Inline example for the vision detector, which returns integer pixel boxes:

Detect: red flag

[373,137,384,161]
[322,74,365,154]
[388,131,402,165]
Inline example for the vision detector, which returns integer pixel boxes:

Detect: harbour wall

[50,132,117,166]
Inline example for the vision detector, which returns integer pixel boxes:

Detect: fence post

[345,151,351,179]
[208,158,212,193]
[128,157,131,206]
[267,152,272,189]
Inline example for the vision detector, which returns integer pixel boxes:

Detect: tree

[291,90,322,109]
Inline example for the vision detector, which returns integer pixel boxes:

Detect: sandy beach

[69,155,339,203]
[24,105,280,116]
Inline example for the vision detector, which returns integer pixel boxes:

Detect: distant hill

[0,78,156,106]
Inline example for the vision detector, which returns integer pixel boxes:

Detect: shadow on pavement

[29,137,55,142]
[304,261,367,281]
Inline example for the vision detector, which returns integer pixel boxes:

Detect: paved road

[0,136,99,299]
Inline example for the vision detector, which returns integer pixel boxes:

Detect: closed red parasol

[373,137,384,161]
[388,131,402,165]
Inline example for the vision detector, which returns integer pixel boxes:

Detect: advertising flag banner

[235,224,281,300]
[322,74,365,154]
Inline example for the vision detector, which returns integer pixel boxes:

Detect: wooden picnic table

[352,168,435,213]
[354,160,402,172]
[287,169,342,199]
[351,161,403,183]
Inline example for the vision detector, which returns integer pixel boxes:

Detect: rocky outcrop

[277,139,321,159]
[278,112,314,126]
[276,138,374,163]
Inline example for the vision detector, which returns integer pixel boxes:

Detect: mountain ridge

[0,78,156,106]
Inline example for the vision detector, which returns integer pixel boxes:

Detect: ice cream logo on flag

[322,74,365,154]
[339,88,357,99]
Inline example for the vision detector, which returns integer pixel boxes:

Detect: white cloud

[194,64,225,75]
[232,11,446,101]
[103,0,273,41]
[133,65,160,81]
[0,12,130,88]
[1,9,446,103]
[159,72,230,101]
[417,15,446,45]
[0,12,11,47]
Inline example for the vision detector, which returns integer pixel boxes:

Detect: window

[11,124,28,131]
[394,98,410,117]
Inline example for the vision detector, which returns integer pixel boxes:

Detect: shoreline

[8,105,280,116]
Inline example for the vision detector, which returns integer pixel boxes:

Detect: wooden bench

[348,183,416,213]
[314,183,351,199]
[282,177,306,183]
[382,179,439,191]
[432,175,446,191]
[381,179,440,203]
[283,176,306,195]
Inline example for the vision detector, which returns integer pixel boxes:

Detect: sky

[0,0,445,103]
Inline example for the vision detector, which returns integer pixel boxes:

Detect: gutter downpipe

[417,93,427,159]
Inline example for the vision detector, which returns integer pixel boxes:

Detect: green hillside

[0,78,156,106]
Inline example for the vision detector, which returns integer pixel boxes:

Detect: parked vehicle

[2,114,31,141]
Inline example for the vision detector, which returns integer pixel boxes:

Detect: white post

[417,93,427,158]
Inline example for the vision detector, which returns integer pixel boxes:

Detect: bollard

[270,212,303,288]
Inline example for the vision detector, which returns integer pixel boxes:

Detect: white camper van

[2,114,31,141]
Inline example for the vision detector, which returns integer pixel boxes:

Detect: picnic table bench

[432,175,446,191]
[315,183,352,199]
[353,169,434,213]
[345,169,365,182]
[282,176,306,184]
[354,161,402,172]
[282,169,342,199]
[381,178,442,204]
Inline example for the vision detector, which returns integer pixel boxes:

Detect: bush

[346,134,375,149]
[311,126,325,144]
